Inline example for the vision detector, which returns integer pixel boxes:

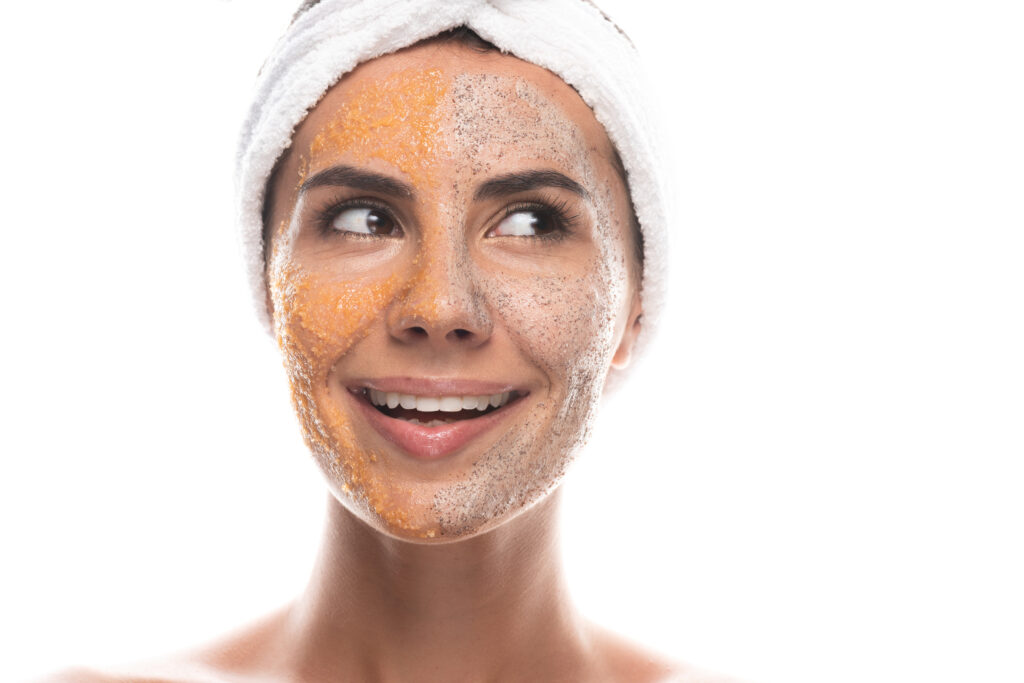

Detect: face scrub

[267,45,638,540]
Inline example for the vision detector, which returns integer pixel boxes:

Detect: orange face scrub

[271,67,451,536]
[309,67,447,191]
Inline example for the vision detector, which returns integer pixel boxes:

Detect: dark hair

[264,12,644,284]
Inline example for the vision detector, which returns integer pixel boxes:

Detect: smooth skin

[44,42,734,683]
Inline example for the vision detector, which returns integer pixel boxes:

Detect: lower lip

[352,392,525,461]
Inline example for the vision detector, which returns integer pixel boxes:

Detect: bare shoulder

[33,662,230,683]
[34,652,266,683]
[34,668,121,683]
[33,666,194,683]
[32,607,290,683]
[587,622,745,683]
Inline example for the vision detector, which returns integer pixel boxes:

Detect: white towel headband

[236,0,671,380]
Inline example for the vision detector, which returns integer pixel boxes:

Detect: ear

[610,294,643,370]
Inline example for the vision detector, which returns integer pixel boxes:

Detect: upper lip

[349,377,525,396]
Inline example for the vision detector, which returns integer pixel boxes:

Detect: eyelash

[315,196,396,238]
[498,194,581,241]
[312,193,582,239]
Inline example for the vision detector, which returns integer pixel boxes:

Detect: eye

[330,207,401,236]
[488,208,561,237]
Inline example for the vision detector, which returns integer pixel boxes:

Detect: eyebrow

[473,170,590,202]
[300,165,414,198]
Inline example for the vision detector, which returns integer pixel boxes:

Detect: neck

[283,491,590,681]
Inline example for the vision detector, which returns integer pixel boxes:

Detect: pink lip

[348,382,527,461]
[355,377,517,395]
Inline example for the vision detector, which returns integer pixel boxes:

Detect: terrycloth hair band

[236,0,671,380]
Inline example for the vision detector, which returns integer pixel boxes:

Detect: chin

[303,384,600,543]
[334,494,527,544]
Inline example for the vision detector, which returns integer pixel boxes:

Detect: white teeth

[416,397,441,412]
[439,396,463,412]
[366,389,514,412]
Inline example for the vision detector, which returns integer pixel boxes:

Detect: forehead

[291,41,617,179]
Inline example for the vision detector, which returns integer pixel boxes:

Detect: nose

[387,249,493,350]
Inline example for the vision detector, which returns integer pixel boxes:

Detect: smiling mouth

[357,388,522,426]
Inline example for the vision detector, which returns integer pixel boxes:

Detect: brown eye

[331,207,400,236]
[489,209,559,237]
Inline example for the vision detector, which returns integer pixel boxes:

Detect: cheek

[486,268,621,380]
[268,245,438,535]
[269,259,398,361]
[429,264,626,537]
[484,191,632,391]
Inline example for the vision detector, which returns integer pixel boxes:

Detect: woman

[49,1,724,681]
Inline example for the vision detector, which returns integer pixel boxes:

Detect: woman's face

[265,41,642,541]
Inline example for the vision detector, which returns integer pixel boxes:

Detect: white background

[1,2,1022,681]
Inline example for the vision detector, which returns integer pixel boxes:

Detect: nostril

[389,312,490,346]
